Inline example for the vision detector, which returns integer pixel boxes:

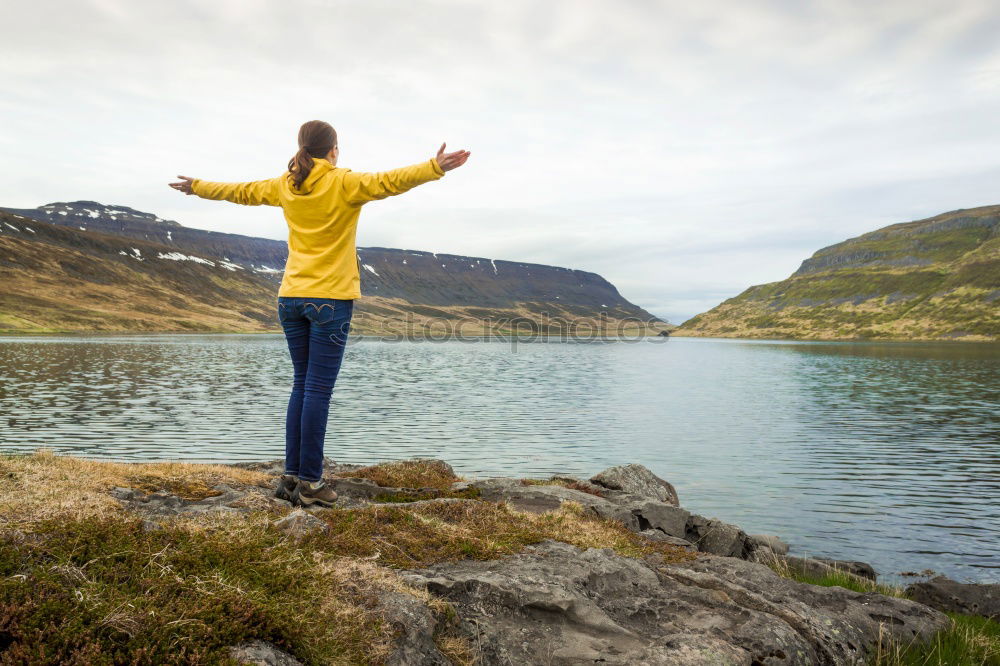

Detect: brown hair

[287,120,337,189]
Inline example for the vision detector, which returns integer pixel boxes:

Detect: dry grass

[520,477,605,497]
[0,453,694,663]
[304,498,696,569]
[340,459,462,491]
[0,449,270,527]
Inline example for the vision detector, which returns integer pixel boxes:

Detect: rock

[328,476,396,499]
[110,487,136,500]
[905,576,1000,619]
[109,483,265,520]
[401,539,947,666]
[625,636,751,665]
[229,640,302,665]
[589,464,679,506]
[685,515,749,558]
[272,509,328,540]
[468,478,690,545]
[548,475,607,495]
[470,478,614,516]
[815,557,877,581]
[749,534,789,556]
[786,555,877,582]
[626,500,690,538]
[377,590,452,665]
[640,530,697,550]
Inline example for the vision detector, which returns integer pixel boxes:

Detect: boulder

[272,509,328,540]
[786,556,877,582]
[815,557,877,581]
[640,530,697,551]
[626,501,689,538]
[749,534,789,556]
[905,576,1000,619]
[229,640,302,665]
[589,464,679,506]
[401,539,947,665]
[685,515,749,558]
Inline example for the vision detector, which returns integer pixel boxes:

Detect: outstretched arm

[341,143,471,206]
[169,175,282,206]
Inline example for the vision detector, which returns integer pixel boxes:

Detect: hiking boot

[274,474,298,503]
[294,479,338,508]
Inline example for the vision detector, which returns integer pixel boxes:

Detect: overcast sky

[2,0,999,322]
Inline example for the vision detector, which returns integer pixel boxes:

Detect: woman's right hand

[435,143,471,172]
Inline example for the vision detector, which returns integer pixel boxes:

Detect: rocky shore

[0,453,996,665]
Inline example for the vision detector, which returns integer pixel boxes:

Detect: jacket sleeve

[191,177,282,206]
[341,158,445,206]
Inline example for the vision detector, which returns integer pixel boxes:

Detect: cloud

[2,0,999,323]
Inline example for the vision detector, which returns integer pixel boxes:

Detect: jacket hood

[288,157,335,195]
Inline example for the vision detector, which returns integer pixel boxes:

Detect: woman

[169,120,470,507]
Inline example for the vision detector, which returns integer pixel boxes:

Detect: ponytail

[287,120,337,189]
[287,146,314,189]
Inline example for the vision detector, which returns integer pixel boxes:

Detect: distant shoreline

[3,329,998,344]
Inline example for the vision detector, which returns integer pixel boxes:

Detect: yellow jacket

[191,157,445,299]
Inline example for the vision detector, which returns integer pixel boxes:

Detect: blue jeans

[277,297,354,482]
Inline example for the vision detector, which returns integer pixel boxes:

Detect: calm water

[1,334,998,583]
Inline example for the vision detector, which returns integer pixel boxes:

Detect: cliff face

[0,202,664,334]
[677,205,1000,341]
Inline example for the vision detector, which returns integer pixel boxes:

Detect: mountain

[0,202,665,335]
[676,205,1000,341]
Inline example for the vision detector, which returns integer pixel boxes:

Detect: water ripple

[0,335,998,582]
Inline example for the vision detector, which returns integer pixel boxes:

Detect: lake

[1,334,997,583]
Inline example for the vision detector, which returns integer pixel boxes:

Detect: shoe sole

[295,491,338,508]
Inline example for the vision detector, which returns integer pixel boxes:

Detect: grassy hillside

[0,210,665,337]
[676,205,1000,341]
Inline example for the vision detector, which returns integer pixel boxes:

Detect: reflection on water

[0,334,997,582]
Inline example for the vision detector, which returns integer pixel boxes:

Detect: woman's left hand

[169,175,196,195]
